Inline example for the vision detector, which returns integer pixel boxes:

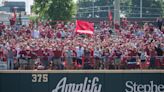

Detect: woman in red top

[0,47,4,62]
[72,48,77,69]
[53,47,63,69]
[103,48,110,69]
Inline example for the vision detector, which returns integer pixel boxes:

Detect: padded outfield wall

[0,70,164,92]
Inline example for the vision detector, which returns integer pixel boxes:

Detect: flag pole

[114,0,120,25]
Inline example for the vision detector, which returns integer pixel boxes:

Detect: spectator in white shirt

[76,46,84,66]
[94,47,101,69]
[32,29,40,39]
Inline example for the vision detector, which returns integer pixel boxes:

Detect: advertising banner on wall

[0,71,164,92]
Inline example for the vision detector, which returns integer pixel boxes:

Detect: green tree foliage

[32,0,76,20]
[120,0,132,17]
[159,0,164,17]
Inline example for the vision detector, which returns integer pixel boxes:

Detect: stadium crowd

[0,19,163,70]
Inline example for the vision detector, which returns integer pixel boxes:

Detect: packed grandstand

[0,18,163,70]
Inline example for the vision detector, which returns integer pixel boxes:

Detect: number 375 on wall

[32,74,48,83]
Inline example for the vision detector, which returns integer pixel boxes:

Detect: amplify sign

[52,77,102,92]
[0,71,164,92]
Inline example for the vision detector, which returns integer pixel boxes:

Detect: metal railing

[1,56,163,70]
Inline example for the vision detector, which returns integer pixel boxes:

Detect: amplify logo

[52,77,102,92]
[125,81,164,92]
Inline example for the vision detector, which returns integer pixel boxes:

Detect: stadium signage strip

[52,78,164,92]
[0,72,164,92]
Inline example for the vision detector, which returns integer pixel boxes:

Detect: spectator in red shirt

[0,22,5,36]
[53,47,63,69]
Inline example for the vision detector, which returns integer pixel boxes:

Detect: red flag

[76,20,94,34]
[108,11,112,21]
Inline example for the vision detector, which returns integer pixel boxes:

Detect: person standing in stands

[155,43,163,68]
[0,47,4,63]
[7,47,15,70]
[149,46,156,69]
[94,47,101,69]
[0,22,5,36]
[65,47,73,69]
[138,49,148,69]
[32,28,40,39]
[53,47,63,69]
[156,17,163,30]
[155,43,163,56]
[61,30,66,39]
[76,45,84,66]
[9,8,17,27]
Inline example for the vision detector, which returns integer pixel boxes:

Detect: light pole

[140,0,143,18]
[114,0,120,25]
[92,0,95,18]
